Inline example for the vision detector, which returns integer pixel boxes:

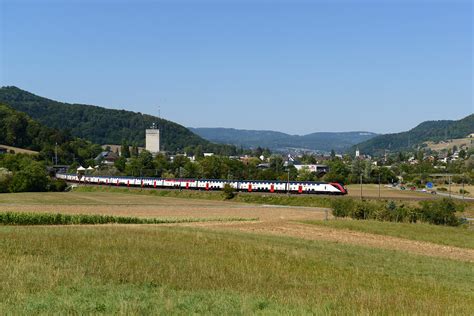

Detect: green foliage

[323,159,350,183]
[114,156,127,172]
[418,198,464,226]
[222,183,236,200]
[9,161,49,192]
[120,140,130,158]
[49,179,68,192]
[0,168,12,193]
[330,198,465,226]
[0,103,68,151]
[0,154,70,193]
[296,166,316,181]
[331,199,353,218]
[0,103,102,164]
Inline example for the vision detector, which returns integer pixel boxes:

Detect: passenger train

[57,173,347,195]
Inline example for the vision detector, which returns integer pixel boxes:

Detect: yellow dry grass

[0,144,38,155]
[424,137,473,151]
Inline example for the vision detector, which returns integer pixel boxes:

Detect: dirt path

[177,220,474,262]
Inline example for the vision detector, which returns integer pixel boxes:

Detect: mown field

[0,190,473,314]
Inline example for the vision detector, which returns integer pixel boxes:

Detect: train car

[56,174,347,195]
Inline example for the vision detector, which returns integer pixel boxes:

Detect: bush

[438,187,447,192]
[418,198,463,226]
[350,200,378,220]
[0,168,12,193]
[49,179,68,192]
[373,201,395,222]
[331,199,354,218]
[9,162,49,192]
[329,198,463,226]
[222,183,236,200]
[459,189,469,195]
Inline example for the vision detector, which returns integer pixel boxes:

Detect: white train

[56,173,348,195]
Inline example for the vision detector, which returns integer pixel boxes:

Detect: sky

[1,0,472,135]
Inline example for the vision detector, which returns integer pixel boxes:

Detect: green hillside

[0,103,102,164]
[0,87,234,153]
[0,103,68,151]
[355,114,474,155]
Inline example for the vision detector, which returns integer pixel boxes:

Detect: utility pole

[462,178,465,201]
[360,173,363,200]
[287,168,290,195]
[448,175,451,198]
[55,142,58,165]
[378,173,381,199]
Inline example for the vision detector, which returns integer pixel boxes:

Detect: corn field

[0,212,256,225]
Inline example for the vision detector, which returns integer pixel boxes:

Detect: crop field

[0,190,473,314]
[0,191,329,222]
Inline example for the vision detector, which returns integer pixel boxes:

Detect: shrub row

[331,198,466,226]
[0,212,256,226]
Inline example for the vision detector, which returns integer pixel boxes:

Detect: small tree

[121,140,130,158]
[114,156,127,172]
[222,183,236,200]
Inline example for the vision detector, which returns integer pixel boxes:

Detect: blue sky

[1,0,472,135]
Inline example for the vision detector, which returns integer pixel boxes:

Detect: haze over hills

[190,127,377,153]
[0,87,234,153]
[355,114,474,155]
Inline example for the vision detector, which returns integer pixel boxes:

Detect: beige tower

[146,126,160,154]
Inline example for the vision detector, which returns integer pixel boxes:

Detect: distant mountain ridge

[190,127,378,152]
[0,86,234,153]
[354,114,474,155]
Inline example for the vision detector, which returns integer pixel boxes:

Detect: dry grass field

[0,144,38,155]
[0,190,473,314]
[345,183,434,199]
[0,191,329,222]
[424,137,473,151]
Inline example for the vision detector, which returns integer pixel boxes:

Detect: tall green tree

[121,140,130,158]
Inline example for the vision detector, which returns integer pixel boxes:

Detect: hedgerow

[331,198,465,226]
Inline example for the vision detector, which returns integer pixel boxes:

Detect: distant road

[436,192,474,201]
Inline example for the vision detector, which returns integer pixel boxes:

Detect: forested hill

[0,86,229,153]
[190,127,377,152]
[355,114,474,155]
[0,103,104,164]
[0,103,69,151]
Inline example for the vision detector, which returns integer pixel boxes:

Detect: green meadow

[0,226,472,314]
